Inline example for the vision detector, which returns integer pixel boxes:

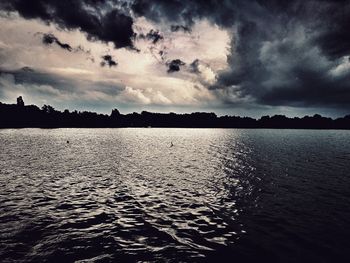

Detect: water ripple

[1,128,350,262]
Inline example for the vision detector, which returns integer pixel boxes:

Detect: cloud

[0,9,229,111]
[166,59,185,73]
[170,25,191,33]
[117,86,173,105]
[1,0,350,114]
[100,55,117,68]
[189,59,201,74]
[138,29,164,44]
[189,59,216,84]
[119,86,151,104]
[330,56,350,77]
[0,66,125,109]
[42,33,73,51]
[131,0,350,110]
[0,67,76,93]
[0,0,136,49]
[131,0,236,27]
[0,72,63,104]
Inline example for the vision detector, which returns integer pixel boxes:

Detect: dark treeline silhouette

[1,97,350,129]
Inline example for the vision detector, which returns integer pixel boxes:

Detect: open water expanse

[0,128,350,262]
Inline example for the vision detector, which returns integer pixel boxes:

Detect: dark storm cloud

[310,2,350,60]
[212,0,350,108]
[259,66,350,107]
[0,66,124,97]
[138,29,164,44]
[42,33,73,51]
[2,0,350,110]
[131,0,350,109]
[131,0,236,27]
[100,55,117,68]
[0,0,136,49]
[170,25,191,33]
[0,67,75,92]
[166,59,185,73]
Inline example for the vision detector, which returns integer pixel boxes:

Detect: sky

[0,0,350,117]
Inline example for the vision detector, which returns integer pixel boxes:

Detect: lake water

[0,128,350,262]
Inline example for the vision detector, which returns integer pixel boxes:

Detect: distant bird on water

[67,140,69,144]
[170,141,174,147]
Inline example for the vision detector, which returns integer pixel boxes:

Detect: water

[0,128,349,262]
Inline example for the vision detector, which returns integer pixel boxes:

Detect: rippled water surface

[1,128,350,262]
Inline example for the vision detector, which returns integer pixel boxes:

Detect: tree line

[0,97,350,129]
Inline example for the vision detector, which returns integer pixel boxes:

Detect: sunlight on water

[0,128,350,262]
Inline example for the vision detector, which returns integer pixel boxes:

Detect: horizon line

[1,97,350,121]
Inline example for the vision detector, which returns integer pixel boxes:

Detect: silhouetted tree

[42,105,56,114]
[16,96,24,107]
[111,109,120,118]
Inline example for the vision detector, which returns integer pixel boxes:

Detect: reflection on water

[0,128,349,262]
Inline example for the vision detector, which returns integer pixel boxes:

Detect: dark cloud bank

[1,0,350,112]
[0,66,124,100]
[0,0,136,49]
[131,0,350,111]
